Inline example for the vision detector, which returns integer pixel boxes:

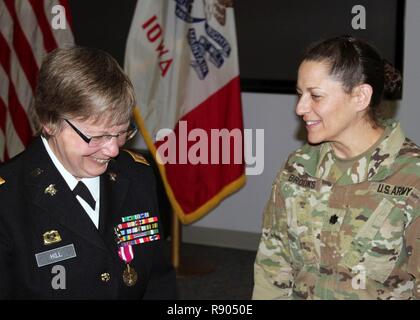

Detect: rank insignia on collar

[329,214,339,225]
[43,230,62,245]
[123,149,150,166]
[44,184,57,196]
[0,177,5,186]
[31,168,44,177]
[108,172,117,182]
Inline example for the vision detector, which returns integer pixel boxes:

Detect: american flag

[0,0,74,162]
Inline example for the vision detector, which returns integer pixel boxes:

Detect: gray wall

[184,0,420,249]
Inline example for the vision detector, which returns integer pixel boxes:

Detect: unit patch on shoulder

[124,149,150,166]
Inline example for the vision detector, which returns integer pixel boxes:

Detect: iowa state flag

[125,0,245,224]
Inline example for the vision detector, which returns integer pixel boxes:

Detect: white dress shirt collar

[41,136,100,228]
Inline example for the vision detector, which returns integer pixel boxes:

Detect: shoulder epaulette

[0,176,5,186]
[123,149,150,166]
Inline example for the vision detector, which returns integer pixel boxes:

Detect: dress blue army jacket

[0,137,176,299]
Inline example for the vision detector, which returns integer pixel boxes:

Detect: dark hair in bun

[383,59,402,99]
[301,35,402,125]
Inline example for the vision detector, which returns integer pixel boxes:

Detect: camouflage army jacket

[253,121,420,300]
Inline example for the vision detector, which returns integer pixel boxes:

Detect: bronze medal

[122,264,138,286]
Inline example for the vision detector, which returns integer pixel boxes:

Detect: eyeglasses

[64,119,138,148]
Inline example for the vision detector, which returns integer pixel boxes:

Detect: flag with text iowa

[125,0,245,224]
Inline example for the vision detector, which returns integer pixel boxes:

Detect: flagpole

[170,210,215,277]
[171,210,181,269]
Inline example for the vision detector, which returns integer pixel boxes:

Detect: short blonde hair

[32,46,136,137]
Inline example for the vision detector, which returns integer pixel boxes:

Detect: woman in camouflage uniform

[253,36,419,300]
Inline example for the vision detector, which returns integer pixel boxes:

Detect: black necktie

[73,181,96,210]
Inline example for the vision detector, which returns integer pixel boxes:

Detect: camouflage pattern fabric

[253,121,420,299]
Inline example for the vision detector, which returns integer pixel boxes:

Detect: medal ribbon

[118,222,158,236]
[121,234,161,247]
[117,216,158,230]
[118,244,134,264]
[121,212,150,222]
[119,228,159,242]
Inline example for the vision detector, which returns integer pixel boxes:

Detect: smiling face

[45,118,129,179]
[295,60,361,145]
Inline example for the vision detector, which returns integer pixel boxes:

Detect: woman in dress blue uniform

[0,46,176,299]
